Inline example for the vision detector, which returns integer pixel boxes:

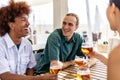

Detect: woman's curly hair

[0,0,30,36]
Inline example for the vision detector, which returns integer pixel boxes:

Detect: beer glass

[77,68,91,80]
[50,61,62,74]
[81,42,93,55]
[74,56,87,67]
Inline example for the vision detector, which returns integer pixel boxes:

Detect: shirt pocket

[20,55,30,74]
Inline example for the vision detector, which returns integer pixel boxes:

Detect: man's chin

[63,32,68,36]
[23,34,28,37]
[63,34,68,37]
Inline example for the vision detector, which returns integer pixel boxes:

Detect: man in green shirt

[34,13,85,74]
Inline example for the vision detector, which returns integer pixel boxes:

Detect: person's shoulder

[0,36,7,49]
[0,36,2,41]
[74,32,82,36]
[0,35,6,44]
[48,29,61,39]
[51,29,61,35]
[109,44,120,60]
[108,44,120,80]
[74,32,82,39]
[0,38,3,45]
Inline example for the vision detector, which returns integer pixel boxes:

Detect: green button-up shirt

[34,29,84,74]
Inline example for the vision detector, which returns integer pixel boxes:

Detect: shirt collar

[4,33,15,48]
[61,33,75,43]
[3,33,26,49]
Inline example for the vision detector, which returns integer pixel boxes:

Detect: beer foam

[82,45,92,48]
[75,58,83,61]
[50,66,60,69]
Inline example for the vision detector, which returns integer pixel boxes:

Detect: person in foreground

[88,0,120,80]
[34,13,85,74]
[107,0,120,80]
[0,0,56,80]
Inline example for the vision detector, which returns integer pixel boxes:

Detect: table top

[58,60,107,80]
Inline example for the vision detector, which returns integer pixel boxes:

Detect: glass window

[29,2,53,33]
[68,0,88,24]
[68,0,114,40]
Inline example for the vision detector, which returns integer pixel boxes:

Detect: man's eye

[63,22,66,25]
[68,23,73,26]
[21,18,26,21]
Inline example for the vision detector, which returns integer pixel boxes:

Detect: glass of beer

[77,68,91,80]
[74,56,87,67]
[74,56,89,70]
[81,42,93,55]
[50,61,62,74]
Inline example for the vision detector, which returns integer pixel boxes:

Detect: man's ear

[8,22,14,30]
[75,25,78,30]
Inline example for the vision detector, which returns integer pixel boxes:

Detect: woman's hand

[88,51,97,58]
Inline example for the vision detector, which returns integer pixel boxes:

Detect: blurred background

[0,0,119,53]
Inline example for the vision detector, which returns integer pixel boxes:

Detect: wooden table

[58,60,107,80]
